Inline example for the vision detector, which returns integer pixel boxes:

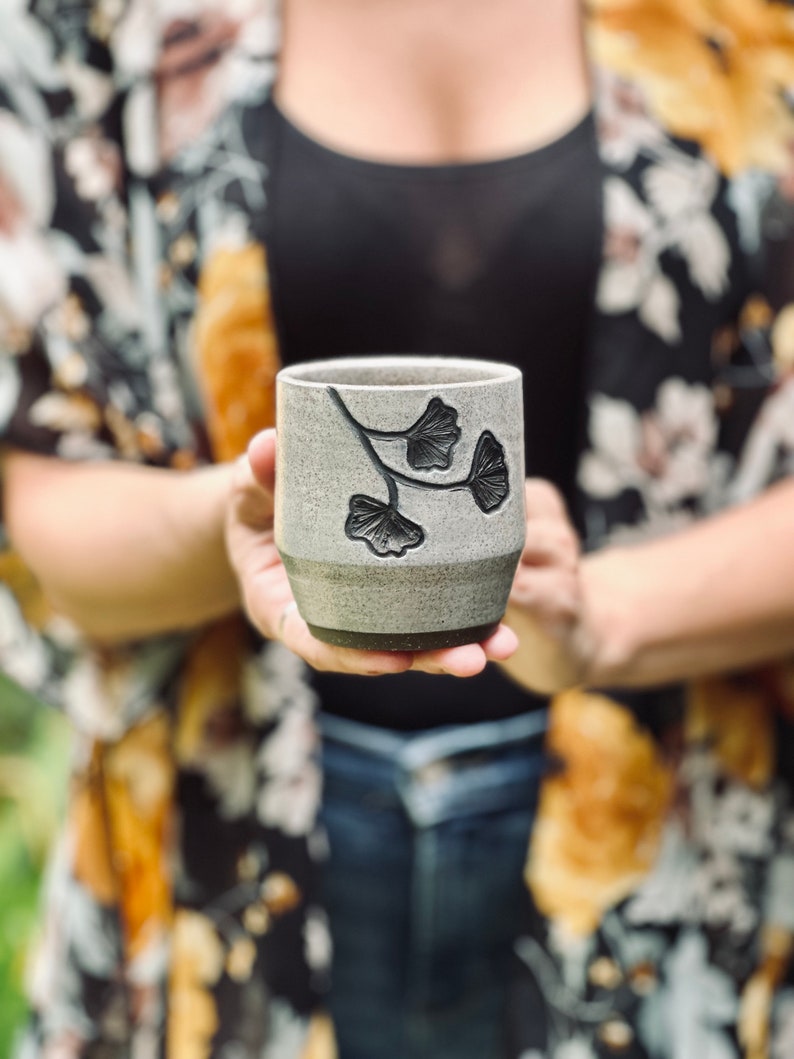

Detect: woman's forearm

[2,450,241,643]
[583,477,794,687]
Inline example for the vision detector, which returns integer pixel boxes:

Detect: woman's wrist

[577,547,640,688]
[172,461,243,619]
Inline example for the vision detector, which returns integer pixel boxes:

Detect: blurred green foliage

[0,673,70,1057]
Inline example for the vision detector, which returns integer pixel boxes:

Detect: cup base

[306,621,500,652]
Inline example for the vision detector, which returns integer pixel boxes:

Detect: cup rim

[276,354,522,390]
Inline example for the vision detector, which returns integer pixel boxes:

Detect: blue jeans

[318,710,548,1059]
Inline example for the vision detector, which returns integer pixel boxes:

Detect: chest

[275,0,590,162]
[127,2,749,493]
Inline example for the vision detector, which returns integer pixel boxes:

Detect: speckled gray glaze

[275,356,525,649]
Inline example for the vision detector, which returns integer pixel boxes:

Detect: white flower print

[727,376,794,503]
[690,853,759,937]
[67,883,122,979]
[579,378,718,513]
[651,931,738,1059]
[243,641,317,725]
[28,392,102,434]
[0,111,65,335]
[115,0,276,164]
[765,854,794,931]
[59,54,114,123]
[0,0,61,94]
[553,1041,598,1059]
[257,704,317,777]
[257,762,322,837]
[64,135,121,202]
[303,906,332,972]
[256,701,321,836]
[727,171,775,256]
[61,638,184,737]
[258,999,309,1059]
[643,158,730,299]
[595,70,665,171]
[598,177,682,343]
[772,992,794,1059]
[0,588,50,691]
[0,352,20,433]
[624,822,699,927]
[597,148,729,341]
[699,784,775,859]
[202,740,257,819]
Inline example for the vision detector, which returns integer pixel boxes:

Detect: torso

[276,0,590,163]
[267,0,601,729]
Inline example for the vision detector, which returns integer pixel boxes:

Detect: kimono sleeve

[0,2,187,463]
[0,1,193,702]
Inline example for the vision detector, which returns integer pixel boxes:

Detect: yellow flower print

[225,935,257,982]
[193,242,280,462]
[301,1013,338,1059]
[526,689,672,936]
[0,547,51,629]
[72,714,175,960]
[175,615,249,766]
[589,0,794,174]
[261,871,302,914]
[168,910,225,1059]
[71,744,125,906]
[687,675,775,788]
[772,302,794,372]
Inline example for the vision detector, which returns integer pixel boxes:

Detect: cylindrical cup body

[275,356,525,650]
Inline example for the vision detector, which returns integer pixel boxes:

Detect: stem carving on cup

[328,387,510,558]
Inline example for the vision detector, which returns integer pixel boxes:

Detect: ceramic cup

[275,355,525,650]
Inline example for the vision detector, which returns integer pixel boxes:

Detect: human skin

[502,476,794,693]
[6,431,794,690]
[2,438,516,677]
[5,0,794,685]
[1,0,585,677]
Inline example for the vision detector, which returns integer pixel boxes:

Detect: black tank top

[264,98,602,728]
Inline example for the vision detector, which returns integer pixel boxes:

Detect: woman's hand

[225,429,518,677]
[504,474,794,694]
[501,479,593,694]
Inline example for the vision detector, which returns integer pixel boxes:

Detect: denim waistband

[319,709,549,828]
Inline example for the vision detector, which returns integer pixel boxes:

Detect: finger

[524,478,570,521]
[481,622,519,660]
[247,429,277,492]
[242,557,295,639]
[410,642,489,678]
[409,623,518,677]
[521,519,580,570]
[240,541,413,674]
[281,608,414,675]
[510,567,580,624]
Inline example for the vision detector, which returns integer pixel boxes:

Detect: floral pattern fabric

[1,1,794,1057]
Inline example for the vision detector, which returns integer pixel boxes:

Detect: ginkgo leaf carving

[345,495,425,557]
[328,387,511,558]
[404,397,461,470]
[466,431,509,512]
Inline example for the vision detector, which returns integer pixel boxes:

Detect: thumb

[247,428,277,493]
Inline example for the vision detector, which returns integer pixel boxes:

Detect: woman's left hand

[226,429,519,678]
[502,479,593,694]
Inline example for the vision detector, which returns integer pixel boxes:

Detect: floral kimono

[2,1,794,1057]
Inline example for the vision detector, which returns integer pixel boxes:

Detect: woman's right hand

[225,429,518,677]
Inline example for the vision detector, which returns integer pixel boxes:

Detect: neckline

[267,96,596,179]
